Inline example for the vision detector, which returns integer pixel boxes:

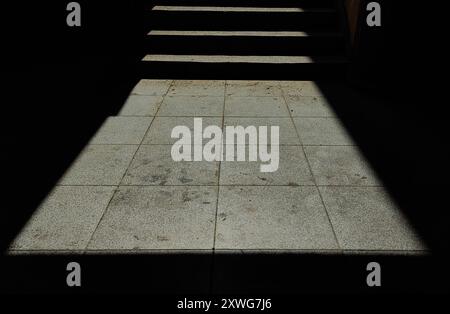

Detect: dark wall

[348,1,447,96]
[0,1,144,252]
[339,0,450,252]
[346,0,449,141]
[2,1,144,63]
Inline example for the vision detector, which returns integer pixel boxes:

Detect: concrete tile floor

[285,95,335,117]
[223,117,300,145]
[89,116,152,145]
[219,145,314,186]
[9,80,427,254]
[225,96,290,117]
[119,95,163,116]
[216,186,339,250]
[143,117,223,144]
[158,95,224,117]
[294,117,354,145]
[122,145,220,186]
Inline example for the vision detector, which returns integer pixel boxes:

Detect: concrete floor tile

[225,96,290,117]
[214,248,342,255]
[158,95,224,117]
[14,79,424,254]
[142,117,223,145]
[342,250,430,256]
[131,79,172,96]
[279,81,323,97]
[285,95,335,117]
[168,80,225,96]
[121,145,219,186]
[226,80,283,97]
[305,146,381,186]
[118,95,163,116]
[223,117,300,145]
[215,186,339,249]
[220,145,314,185]
[89,117,152,144]
[319,186,426,250]
[10,186,116,250]
[294,117,354,145]
[59,145,138,185]
[87,186,217,249]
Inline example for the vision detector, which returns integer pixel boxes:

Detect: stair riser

[147,0,336,9]
[140,61,347,80]
[142,0,345,80]
[146,36,345,56]
[148,11,338,31]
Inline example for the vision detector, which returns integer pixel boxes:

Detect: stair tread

[148,30,342,37]
[142,54,347,64]
[150,0,335,6]
[152,6,334,12]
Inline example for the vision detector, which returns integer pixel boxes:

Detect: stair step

[142,0,345,80]
[152,6,333,13]
[148,30,339,37]
[148,0,336,9]
[146,31,345,56]
[142,54,346,63]
[140,55,347,80]
[148,9,338,31]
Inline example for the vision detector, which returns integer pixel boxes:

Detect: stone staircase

[141,0,348,79]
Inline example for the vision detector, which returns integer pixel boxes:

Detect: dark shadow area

[140,0,347,79]
[313,82,450,253]
[0,1,144,252]
[0,0,449,296]
[311,1,450,252]
[0,253,448,295]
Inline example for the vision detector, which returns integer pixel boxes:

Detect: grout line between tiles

[212,82,227,251]
[56,184,384,187]
[7,248,430,256]
[84,80,175,250]
[209,81,227,293]
[75,143,359,147]
[280,81,343,251]
[117,114,340,118]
